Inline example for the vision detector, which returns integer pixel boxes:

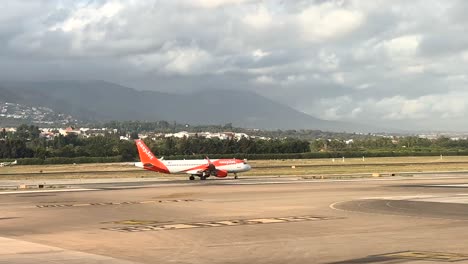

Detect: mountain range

[0,80,377,132]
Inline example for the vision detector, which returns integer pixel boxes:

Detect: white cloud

[129,44,215,75]
[382,35,421,58]
[375,96,428,120]
[50,1,124,32]
[404,64,425,74]
[332,72,345,84]
[281,74,306,86]
[299,2,364,42]
[252,49,270,60]
[254,75,275,84]
[355,83,373,90]
[164,47,214,75]
[243,5,273,29]
[309,93,468,122]
[461,50,468,61]
[318,96,353,120]
[189,0,254,9]
[318,50,340,71]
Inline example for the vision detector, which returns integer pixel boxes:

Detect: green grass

[2,156,468,180]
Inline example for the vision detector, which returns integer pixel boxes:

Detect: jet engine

[213,169,228,178]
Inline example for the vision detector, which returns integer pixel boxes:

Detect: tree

[223,123,233,130]
[29,125,40,139]
[16,124,30,140]
[0,128,6,139]
[130,131,139,140]
[119,141,137,161]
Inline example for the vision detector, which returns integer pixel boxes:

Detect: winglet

[135,140,170,173]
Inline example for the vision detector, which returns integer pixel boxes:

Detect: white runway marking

[357,193,468,205]
[0,188,97,195]
[362,195,437,200]
[428,184,468,187]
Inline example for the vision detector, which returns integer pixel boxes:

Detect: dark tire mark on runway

[334,199,468,220]
[0,217,20,221]
[328,251,468,263]
[327,255,406,263]
[16,194,57,198]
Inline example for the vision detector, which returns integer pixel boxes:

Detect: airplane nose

[245,164,251,171]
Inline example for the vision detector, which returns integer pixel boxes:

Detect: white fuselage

[135,159,251,175]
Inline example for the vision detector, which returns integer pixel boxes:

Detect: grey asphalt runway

[2,175,468,263]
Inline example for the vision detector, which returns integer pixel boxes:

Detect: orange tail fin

[135,140,170,173]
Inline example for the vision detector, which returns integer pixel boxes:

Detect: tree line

[3,124,468,165]
[311,136,468,152]
[0,125,310,162]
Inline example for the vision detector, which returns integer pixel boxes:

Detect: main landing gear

[234,173,238,179]
[188,174,208,180]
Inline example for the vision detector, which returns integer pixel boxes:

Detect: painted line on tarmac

[361,195,437,200]
[0,188,98,195]
[36,199,201,208]
[102,215,343,232]
[212,177,468,186]
[428,184,468,188]
[330,200,468,222]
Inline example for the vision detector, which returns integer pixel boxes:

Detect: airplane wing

[184,157,228,178]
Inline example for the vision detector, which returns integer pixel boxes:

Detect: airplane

[0,160,17,167]
[134,139,251,180]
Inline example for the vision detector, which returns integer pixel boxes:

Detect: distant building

[165,131,190,138]
[59,126,80,136]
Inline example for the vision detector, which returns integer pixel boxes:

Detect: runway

[2,175,468,263]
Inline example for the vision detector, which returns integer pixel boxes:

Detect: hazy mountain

[0,80,376,132]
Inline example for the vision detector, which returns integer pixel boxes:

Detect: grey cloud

[419,31,468,57]
[1,0,468,130]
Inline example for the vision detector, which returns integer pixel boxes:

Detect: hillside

[0,80,371,132]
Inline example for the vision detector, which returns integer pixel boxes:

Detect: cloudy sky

[2,0,468,131]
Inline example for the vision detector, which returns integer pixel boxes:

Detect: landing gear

[234,173,238,179]
[189,175,195,181]
[200,175,207,180]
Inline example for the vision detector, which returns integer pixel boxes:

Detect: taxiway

[2,175,468,263]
